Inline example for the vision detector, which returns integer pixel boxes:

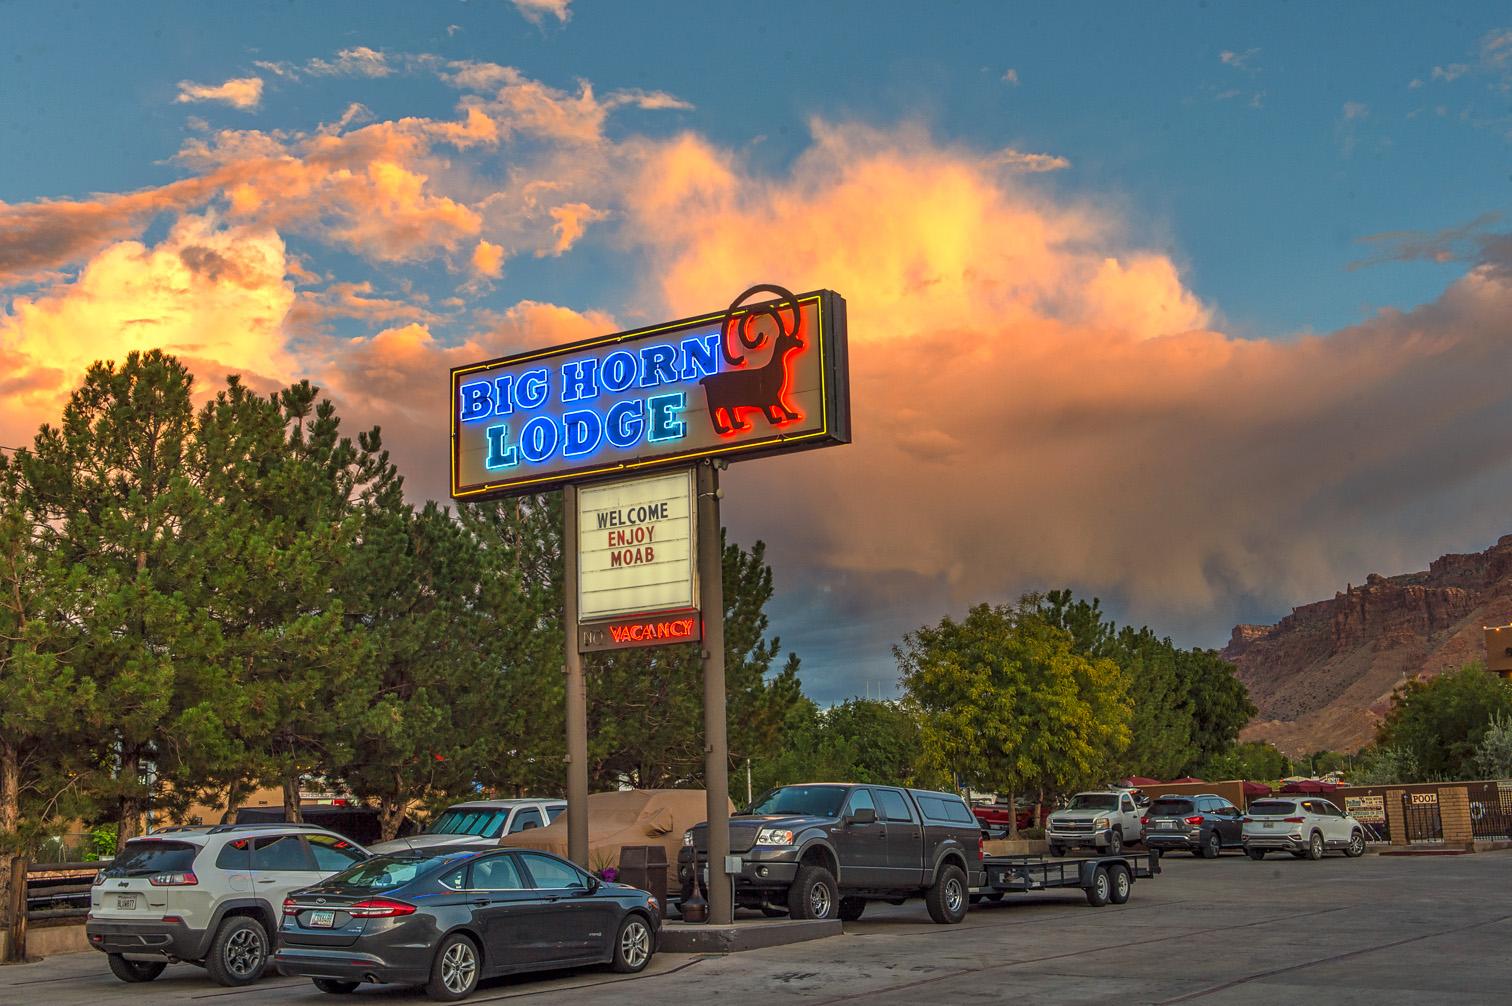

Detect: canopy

[498,789,730,878]
[1241,780,1274,798]
[1280,779,1338,795]
[1122,776,1162,787]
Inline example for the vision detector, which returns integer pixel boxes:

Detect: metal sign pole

[696,461,732,925]
[562,484,589,868]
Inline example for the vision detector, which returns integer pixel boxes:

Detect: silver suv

[1242,797,1367,860]
[369,798,566,854]
[86,823,370,986]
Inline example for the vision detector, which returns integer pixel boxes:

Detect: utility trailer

[977,851,1161,907]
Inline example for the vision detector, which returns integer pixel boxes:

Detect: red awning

[1122,776,1162,787]
[1241,780,1274,797]
[1280,779,1339,795]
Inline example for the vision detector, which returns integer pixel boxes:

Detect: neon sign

[450,287,850,499]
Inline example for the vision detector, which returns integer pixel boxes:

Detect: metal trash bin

[617,844,668,908]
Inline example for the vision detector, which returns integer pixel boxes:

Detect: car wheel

[610,914,654,974]
[1108,864,1131,905]
[1085,867,1111,907]
[1346,829,1366,858]
[313,978,361,994]
[1200,830,1221,859]
[1107,828,1123,855]
[1246,847,1267,861]
[1306,831,1324,861]
[788,864,839,920]
[107,954,166,983]
[205,916,269,987]
[425,933,481,1001]
[925,864,969,924]
[838,896,867,921]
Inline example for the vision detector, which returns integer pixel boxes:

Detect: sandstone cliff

[1227,535,1512,755]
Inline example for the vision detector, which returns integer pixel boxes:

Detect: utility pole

[697,461,732,925]
[563,485,589,868]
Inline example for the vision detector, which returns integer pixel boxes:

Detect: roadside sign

[576,469,698,623]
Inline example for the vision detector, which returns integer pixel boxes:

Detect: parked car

[86,823,370,987]
[1242,797,1367,860]
[368,799,566,855]
[680,783,985,924]
[1046,791,1145,855]
[1141,794,1245,858]
[971,801,1051,836]
[275,848,660,1001]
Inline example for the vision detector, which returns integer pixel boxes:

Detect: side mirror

[584,874,601,893]
[846,807,877,826]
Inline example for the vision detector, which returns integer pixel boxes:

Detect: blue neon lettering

[459,381,493,422]
[680,334,720,380]
[601,351,636,393]
[605,399,645,449]
[514,369,549,410]
[647,392,686,443]
[561,359,599,403]
[562,410,603,458]
[639,344,679,388]
[492,375,514,416]
[485,424,518,469]
[517,415,559,462]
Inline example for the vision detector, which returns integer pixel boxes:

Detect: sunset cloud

[511,0,571,26]
[176,76,264,110]
[471,240,505,277]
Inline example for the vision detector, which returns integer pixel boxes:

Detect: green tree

[1474,715,1512,780]
[1376,665,1512,780]
[748,698,934,796]
[897,601,1132,834]
[1198,741,1290,781]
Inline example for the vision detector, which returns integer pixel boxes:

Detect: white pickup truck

[1046,791,1145,856]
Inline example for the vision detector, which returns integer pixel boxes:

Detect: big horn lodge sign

[450,286,850,499]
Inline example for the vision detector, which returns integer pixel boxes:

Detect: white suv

[1242,797,1367,860]
[86,823,370,986]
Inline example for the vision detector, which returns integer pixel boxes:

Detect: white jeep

[86,823,369,986]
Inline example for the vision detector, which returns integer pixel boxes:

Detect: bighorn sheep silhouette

[700,284,805,435]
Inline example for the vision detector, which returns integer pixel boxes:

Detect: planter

[983,838,1049,856]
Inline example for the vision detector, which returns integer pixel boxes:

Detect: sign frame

[448,289,849,500]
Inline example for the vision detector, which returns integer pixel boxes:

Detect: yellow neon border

[450,293,834,498]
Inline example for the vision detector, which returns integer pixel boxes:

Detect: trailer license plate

[115,895,137,911]
[308,910,336,928]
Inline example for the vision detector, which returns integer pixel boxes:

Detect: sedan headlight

[1094,817,1111,830]
[755,827,796,846]
[683,829,695,847]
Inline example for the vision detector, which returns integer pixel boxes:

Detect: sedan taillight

[348,898,416,918]
[148,871,197,886]
[283,897,298,916]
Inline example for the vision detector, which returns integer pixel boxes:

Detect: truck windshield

[745,786,848,818]
[1067,794,1119,810]
[324,853,458,890]
[429,809,509,837]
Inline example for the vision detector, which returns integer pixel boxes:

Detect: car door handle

[256,879,277,885]
[470,898,493,906]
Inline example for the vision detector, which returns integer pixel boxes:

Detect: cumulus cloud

[307,46,393,78]
[176,76,264,110]
[471,239,504,277]
[511,0,571,26]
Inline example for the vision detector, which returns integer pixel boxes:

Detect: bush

[1019,826,1046,840]
[83,823,118,862]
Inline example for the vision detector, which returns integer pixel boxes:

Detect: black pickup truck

[679,782,985,923]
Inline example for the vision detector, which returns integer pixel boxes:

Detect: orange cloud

[176,76,264,110]
[511,0,571,25]
[471,240,505,277]
[545,203,609,256]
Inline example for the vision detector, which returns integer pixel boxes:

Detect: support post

[563,484,589,868]
[697,461,732,925]
[5,856,26,963]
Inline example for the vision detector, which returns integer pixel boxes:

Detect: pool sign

[450,287,850,499]
[576,469,697,624]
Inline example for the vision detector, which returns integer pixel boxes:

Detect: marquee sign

[450,287,849,499]
[577,469,697,623]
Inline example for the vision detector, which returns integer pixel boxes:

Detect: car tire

[610,914,654,974]
[1200,830,1221,859]
[205,916,269,988]
[838,896,867,921]
[425,933,481,1001]
[107,954,166,983]
[313,978,361,994]
[788,864,839,920]
[1085,867,1111,907]
[1346,829,1366,858]
[1306,831,1324,861]
[1107,828,1123,855]
[1108,864,1131,905]
[925,864,969,924]
[1246,847,1267,861]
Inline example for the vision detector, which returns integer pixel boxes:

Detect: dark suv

[1141,794,1244,858]
[679,783,984,924]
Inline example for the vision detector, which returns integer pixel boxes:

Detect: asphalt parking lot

[6,849,1512,1005]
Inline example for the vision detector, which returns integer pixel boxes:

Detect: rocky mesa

[1225,535,1512,755]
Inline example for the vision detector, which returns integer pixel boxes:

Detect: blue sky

[4,1,1512,703]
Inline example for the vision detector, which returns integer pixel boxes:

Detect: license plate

[1159,821,1177,830]
[1263,822,1275,829]
[308,910,336,928]
[115,895,137,911]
